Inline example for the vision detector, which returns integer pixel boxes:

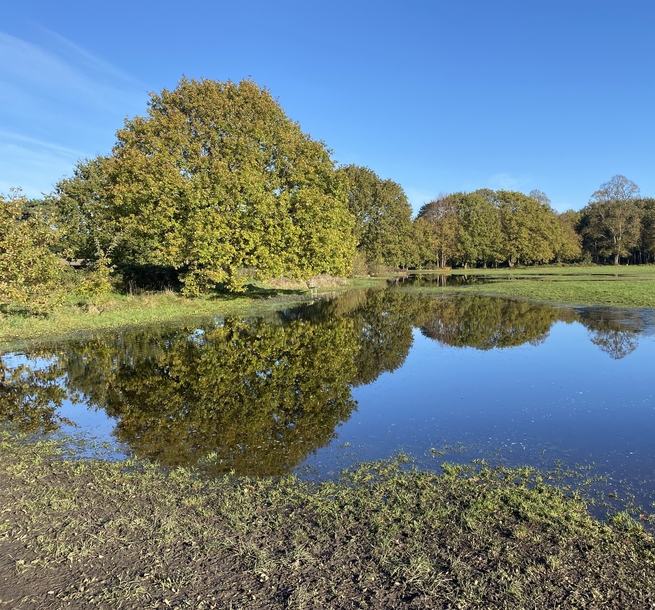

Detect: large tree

[340,165,415,268]
[555,210,583,263]
[495,190,561,266]
[453,191,503,268]
[55,78,355,293]
[636,197,655,264]
[581,175,642,265]
[417,194,460,268]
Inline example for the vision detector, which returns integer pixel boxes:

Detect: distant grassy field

[1,435,654,609]
[415,266,655,308]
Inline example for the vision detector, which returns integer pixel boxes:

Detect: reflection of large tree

[284,289,438,386]
[350,290,436,385]
[578,309,643,360]
[85,318,359,475]
[94,290,436,473]
[420,295,560,349]
[3,289,436,474]
[0,357,68,433]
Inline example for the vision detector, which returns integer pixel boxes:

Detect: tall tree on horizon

[581,175,642,265]
[417,194,460,268]
[454,191,503,268]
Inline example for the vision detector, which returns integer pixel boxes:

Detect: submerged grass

[1,434,654,609]
[414,265,655,308]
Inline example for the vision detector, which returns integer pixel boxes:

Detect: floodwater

[2,288,655,508]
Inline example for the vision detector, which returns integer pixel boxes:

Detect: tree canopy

[55,78,356,293]
[340,165,416,268]
[580,175,642,265]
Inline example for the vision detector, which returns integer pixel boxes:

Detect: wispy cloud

[0,139,80,197]
[0,31,144,112]
[37,27,144,89]
[0,29,147,195]
[0,130,84,158]
[489,173,528,190]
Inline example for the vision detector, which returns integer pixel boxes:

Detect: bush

[0,189,64,314]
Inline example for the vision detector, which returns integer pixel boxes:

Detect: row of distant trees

[412,176,655,269]
[1,77,654,312]
[341,170,654,270]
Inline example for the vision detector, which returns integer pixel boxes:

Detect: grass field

[1,435,654,609]
[413,265,655,308]
[0,278,383,348]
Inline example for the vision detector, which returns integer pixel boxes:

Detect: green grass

[1,434,654,609]
[0,277,386,348]
[413,265,655,308]
[2,267,653,347]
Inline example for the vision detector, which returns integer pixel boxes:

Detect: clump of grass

[1,435,654,608]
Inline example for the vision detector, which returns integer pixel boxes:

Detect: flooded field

[3,288,655,508]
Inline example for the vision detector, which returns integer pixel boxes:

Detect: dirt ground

[2,438,655,609]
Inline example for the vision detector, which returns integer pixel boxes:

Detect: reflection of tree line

[0,291,649,473]
[420,295,645,359]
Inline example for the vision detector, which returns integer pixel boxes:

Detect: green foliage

[54,78,356,294]
[0,189,64,313]
[555,209,583,262]
[415,189,566,268]
[409,216,438,268]
[495,190,562,266]
[51,157,122,262]
[76,256,115,304]
[638,197,655,260]
[417,194,460,267]
[454,191,504,267]
[581,175,643,265]
[340,165,415,268]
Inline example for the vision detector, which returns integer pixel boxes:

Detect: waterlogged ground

[3,285,655,509]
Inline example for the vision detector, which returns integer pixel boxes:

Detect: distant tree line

[413,175,655,269]
[2,77,654,312]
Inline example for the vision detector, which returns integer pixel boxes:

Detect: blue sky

[2,0,654,212]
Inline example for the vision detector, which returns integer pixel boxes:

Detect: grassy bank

[415,265,655,308]
[1,267,654,346]
[0,278,384,347]
[1,436,654,609]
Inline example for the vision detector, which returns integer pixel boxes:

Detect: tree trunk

[614,253,620,265]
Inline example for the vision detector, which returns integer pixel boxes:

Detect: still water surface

[2,288,654,505]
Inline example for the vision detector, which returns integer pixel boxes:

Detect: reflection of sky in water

[306,320,655,499]
[59,398,120,439]
[3,295,655,507]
